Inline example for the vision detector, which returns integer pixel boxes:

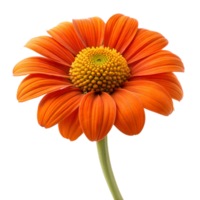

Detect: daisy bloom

[13,14,184,200]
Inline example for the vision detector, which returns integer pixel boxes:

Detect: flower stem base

[96,136,123,200]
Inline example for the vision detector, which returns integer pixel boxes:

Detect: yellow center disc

[69,47,130,93]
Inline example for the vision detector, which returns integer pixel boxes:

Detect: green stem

[96,136,123,200]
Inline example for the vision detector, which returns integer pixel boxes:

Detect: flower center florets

[69,47,130,93]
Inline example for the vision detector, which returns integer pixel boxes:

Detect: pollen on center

[69,47,130,93]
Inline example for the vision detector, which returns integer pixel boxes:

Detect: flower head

[13,14,184,141]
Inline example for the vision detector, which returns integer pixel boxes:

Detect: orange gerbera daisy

[13,14,184,199]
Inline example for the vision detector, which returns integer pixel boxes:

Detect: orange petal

[111,89,145,136]
[129,72,183,101]
[104,14,138,54]
[17,74,72,102]
[79,92,116,141]
[58,108,83,141]
[47,22,85,55]
[13,57,70,78]
[130,50,184,76]
[122,80,173,116]
[104,14,123,46]
[37,87,84,128]
[72,17,105,48]
[25,36,74,66]
[123,28,168,64]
